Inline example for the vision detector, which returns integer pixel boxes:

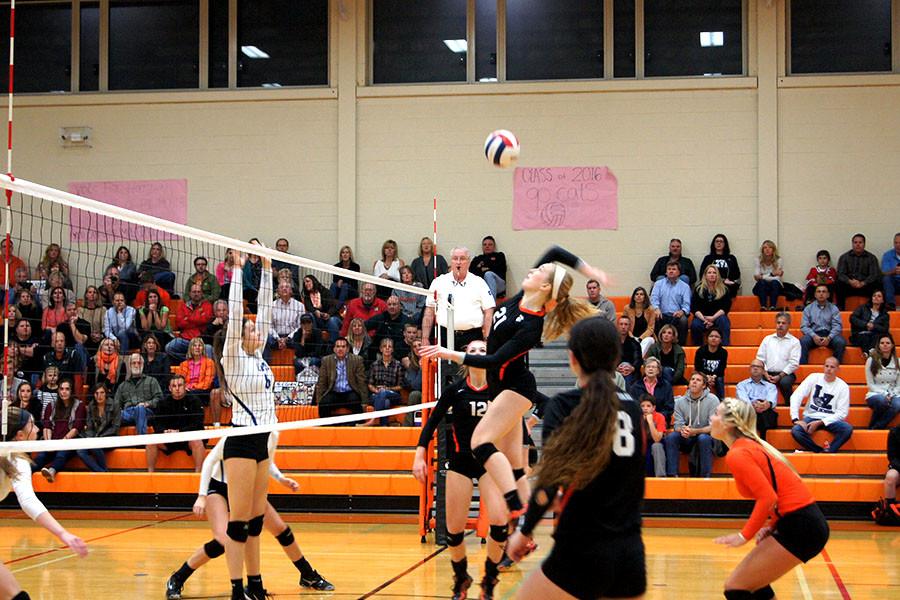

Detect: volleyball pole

[1,0,15,440]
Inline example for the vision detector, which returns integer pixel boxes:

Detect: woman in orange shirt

[710,398,830,600]
[176,337,216,408]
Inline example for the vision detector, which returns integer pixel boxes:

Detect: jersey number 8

[613,411,635,457]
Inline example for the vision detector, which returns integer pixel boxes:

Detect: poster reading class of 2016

[512,166,618,231]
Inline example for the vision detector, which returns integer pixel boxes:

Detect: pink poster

[512,167,618,230]
[67,179,188,243]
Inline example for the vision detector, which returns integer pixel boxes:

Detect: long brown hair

[1,406,34,481]
[543,267,597,341]
[869,334,898,377]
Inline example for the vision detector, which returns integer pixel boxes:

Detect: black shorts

[222,431,270,462]
[448,448,485,480]
[489,370,538,405]
[542,533,646,599]
[772,503,829,563]
[159,441,191,455]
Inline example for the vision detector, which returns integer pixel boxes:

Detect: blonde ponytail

[543,268,597,341]
[721,398,797,475]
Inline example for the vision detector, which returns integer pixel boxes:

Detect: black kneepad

[512,468,526,481]
[204,539,225,558]
[724,590,754,600]
[226,520,249,543]
[446,530,465,547]
[12,592,31,600]
[248,514,265,537]
[753,586,775,600]
[472,442,499,465]
[275,526,295,547]
[489,525,508,544]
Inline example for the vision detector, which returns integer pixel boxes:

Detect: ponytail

[720,398,797,475]
[1,405,34,481]
[543,268,597,341]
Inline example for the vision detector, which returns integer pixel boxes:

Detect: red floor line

[3,512,191,566]
[821,548,852,600]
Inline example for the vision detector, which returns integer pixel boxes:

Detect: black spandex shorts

[542,533,646,599]
[489,370,538,406]
[207,477,229,501]
[449,448,486,480]
[223,431,270,462]
[772,503,829,563]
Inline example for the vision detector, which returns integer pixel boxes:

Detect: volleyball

[484,129,520,168]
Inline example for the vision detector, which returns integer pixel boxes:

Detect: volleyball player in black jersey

[421,246,606,520]
[413,340,508,600]
[507,318,647,599]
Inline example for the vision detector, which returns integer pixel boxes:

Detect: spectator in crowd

[690,265,733,346]
[147,375,205,473]
[58,303,91,370]
[13,289,42,333]
[401,324,419,361]
[301,274,341,343]
[33,378,85,483]
[265,281,305,361]
[40,287,69,340]
[866,334,900,429]
[694,328,728,400]
[175,337,215,408]
[79,286,106,352]
[756,311,801,403]
[623,286,656,357]
[664,372,719,477]
[790,357,852,453]
[34,366,60,417]
[11,266,34,304]
[616,315,643,388]
[132,272,171,311]
[242,241,264,313]
[104,291,139,353]
[346,317,374,369]
[108,245,138,302]
[836,233,882,310]
[872,426,900,523]
[315,337,369,421]
[341,282,388,338]
[368,338,405,426]
[410,236,448,288]
[650,260,691,345]
[202,299,229,347]
[735,359,779,440]
[753,240,784,311]
[138,241,176,295]
[403,338,424,411]
[275,267,301,300]
[137,287,172,347]
[585,279,616,322]
[76,383,121,472]
[366,295,410,357]
[392,265,425,322]
[215,248,239,291]
[43,331,82,383]
[800,284,846,364]
[184,255,220,303]
[647,324,687,386]
[629,357,674,425]
[11,380,41,424]
[882,233,900,309]
[272,237,300,285]
[99,265,123,308]
[470,235,507,299]
[292,313,326,372]
[165,284,213,362]
[115,353,162,435]
[330,245,361,305]
[10,318,42,383]
[141,334,173,391]
[700,233,741,298]
[91,338,120,391]
[421,246,494,351]
[373,238,405,299]
[804,249,837,305]
[0,238,26,291]
[850,289,891,357]
[639,394,667,477]
[650,238,697,287]
[39,271,76,309]
[37,242,69,278]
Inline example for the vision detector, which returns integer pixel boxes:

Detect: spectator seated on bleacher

[836,233,881,310]
[105,291,140,353]
[272,237,300,287]
[275,268,301,300]
[58,303,91,370]
[756,311,801,403]
[647,324,686,386]
[292,313,326,372]
[368,338,405,426]
[341,282,387,338]
[13,289,42,333]
[33,378,85,483]
[650,238,697,287]
[301,274,341,343]
[216,248,250,304]
[133,271,172,309]
[623,286,656,358]
[586,279,616,322]
[202,299,229,346]
[639,394,667,477]
[34,366,59,417]
[790,357,853,453]
[0,238,27,303]
[11,318,42,384]
[40,287,69,341]
[165,284,213,362]
[691,265,732,346]
[735,359,779,441]
[865,335,900,429]
[346,317,374,371]
[43,331,83,384]
[91,338,120,391]
[871,426,900,524]
[664,372,719,477]
[137,241,177,296]
[107,245,139,302]
[628,357,674,425]
[650,261,691,345]
[146,374,205,473]
[373,239,405,301]
[10,380,40,425]
[242,244,265,313]
[694,328,728,400]
[330,245,361,306]
[616,315,643,388]
[800,285,846,364]
[850,290,891,357]
[470,235,507,299]
[882,233,900,310]
[79,286,106,352]
[37,243,71,288]
[752,240,784,311]
[115,353,162,436]
[409,236,447,289]
[140,334,173,391]
[315,337,369,421]
[99,265,123,308]
[137,287,173,347]
[700,233,741,299]
[174,337,215,409]
[403,337,423,407]
[76,383,121,472]
[265,281,305,362]
[366,295,410,357]
[39,271,76,309]
[184,255,221,304]
[11,266,34,304]
[803,250,837,306]
[392,265,425,323]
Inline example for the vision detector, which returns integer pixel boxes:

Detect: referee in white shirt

[421,246,495,351]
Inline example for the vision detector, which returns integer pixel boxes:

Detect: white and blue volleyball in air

[484,129,520,168]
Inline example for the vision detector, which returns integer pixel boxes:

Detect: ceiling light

[700,31,724,47]
[478,77,498,82]
[241,45,270,59]
[443,39,467,53]
[262,83,282,88]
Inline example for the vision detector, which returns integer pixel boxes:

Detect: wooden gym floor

[2,512,897,599]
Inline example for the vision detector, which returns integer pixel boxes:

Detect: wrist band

[737,532,746,542]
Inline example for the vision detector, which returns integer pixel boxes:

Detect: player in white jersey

[217,244,279,600]
[1,406,88,600]
[165,433,333,599]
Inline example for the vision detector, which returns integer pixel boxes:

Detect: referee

[421,246,495,351]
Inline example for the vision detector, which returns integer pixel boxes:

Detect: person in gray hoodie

[663,372,719,477]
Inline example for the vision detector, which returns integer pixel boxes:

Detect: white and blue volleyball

[484,129,520,168]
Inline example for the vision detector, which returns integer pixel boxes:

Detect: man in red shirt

[340,281,386,337]
[165,284,213,361]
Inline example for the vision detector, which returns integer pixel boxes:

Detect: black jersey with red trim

[417,377,492,454]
